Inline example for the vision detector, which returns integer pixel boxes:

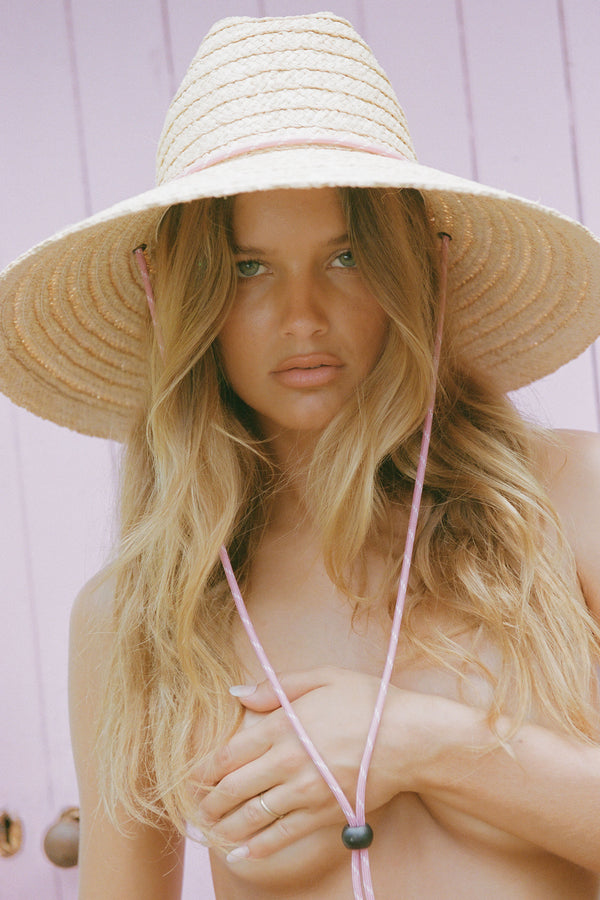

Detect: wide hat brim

[1,145,600,442]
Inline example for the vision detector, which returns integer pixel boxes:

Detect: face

[217,188,389,442]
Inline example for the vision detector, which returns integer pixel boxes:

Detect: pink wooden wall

[1,1,598,897]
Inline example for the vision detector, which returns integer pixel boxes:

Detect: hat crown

[156,12,417,184]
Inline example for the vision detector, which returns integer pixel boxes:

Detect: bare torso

[209,518,599,899]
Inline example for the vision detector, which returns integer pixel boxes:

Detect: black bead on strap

[341,823,373,849]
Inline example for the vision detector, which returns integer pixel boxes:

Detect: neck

[264,428,322,531]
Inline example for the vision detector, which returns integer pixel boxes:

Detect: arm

[542,429,600,620]
[199,669,600,871]
[198,432,600,870]
[408,695,600,870]
[69,573,185,900]
[418,429,600,870]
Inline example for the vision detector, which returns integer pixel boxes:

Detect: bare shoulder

[535,429,600,619]
[69,570,185,899]
[70,567,117,676]
[69,566,119,756]
[69,568,118,765]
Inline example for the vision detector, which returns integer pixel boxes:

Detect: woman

[1,13,600,900]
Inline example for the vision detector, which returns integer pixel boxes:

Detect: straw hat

[1,12,599,442]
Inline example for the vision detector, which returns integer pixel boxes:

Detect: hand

[195,666,441,860]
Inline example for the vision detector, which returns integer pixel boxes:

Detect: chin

[259,411,339,441]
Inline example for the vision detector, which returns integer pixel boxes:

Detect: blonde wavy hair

[97,187,600,835]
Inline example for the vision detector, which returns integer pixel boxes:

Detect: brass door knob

[0,811,23,858]
[43,807,79,868]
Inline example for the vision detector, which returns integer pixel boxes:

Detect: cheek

[216,316,245,386]
[356,304,389,371]
[216,304,269,392]
[341,276,388,348]
[218,294,270,352]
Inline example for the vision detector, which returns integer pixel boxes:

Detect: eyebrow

[232,232,350,255]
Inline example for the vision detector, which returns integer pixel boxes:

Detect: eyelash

[235,250,357,279]
[331,250,357,269]
[236,259,267,278]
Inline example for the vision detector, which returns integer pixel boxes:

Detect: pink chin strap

[134,231,451,900]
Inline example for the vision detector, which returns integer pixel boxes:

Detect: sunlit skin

[217,188,389,463]
[197,430,600,900]
[192,192,600,899]
[69,190,600,900]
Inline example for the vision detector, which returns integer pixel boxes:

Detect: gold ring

[259,792,283,820]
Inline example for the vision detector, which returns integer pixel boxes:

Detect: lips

[273,354,343,373]
[272,354,343,387]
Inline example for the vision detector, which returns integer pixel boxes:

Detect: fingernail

[226,845,250,863]
[229,684,257,697]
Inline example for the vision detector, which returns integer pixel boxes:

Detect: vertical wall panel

[560,0,600,427]
[560,0,600,237]
[15,414,117,796]
[69,0,172,210]
[460,0,598,429]
[1,1,88,896]
[1,1,130,896]
[0,1,84,265]
[0,399,61,899]
[461,0,577,210]
[262,0,363,24]
[166,0,264,81]
[363,0,473,179]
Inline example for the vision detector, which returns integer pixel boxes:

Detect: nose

[279,272,329,338]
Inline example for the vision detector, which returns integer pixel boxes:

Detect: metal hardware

[43,807,79,868]
[0,811,23,858]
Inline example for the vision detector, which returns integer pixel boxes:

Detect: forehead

[232,187,347,249]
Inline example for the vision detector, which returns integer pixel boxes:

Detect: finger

[200,753,279,822]
[226,807,341,863]
[202,731,309,822]
[208,788,288,845]
[246,812,315,859]
[211,771,331,847]
[232,666,339,712]
[202,711,287,786]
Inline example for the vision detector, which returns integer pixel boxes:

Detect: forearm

[409,695,600,871]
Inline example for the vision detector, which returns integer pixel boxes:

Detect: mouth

[273,354,343,373]
[272,355,343,387]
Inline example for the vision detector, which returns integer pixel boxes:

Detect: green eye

[333,250,357,268]
[236,260,263,278]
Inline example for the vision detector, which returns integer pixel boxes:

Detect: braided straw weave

[1,12,599,441]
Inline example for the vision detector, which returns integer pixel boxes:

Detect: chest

[230,540,493,707]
